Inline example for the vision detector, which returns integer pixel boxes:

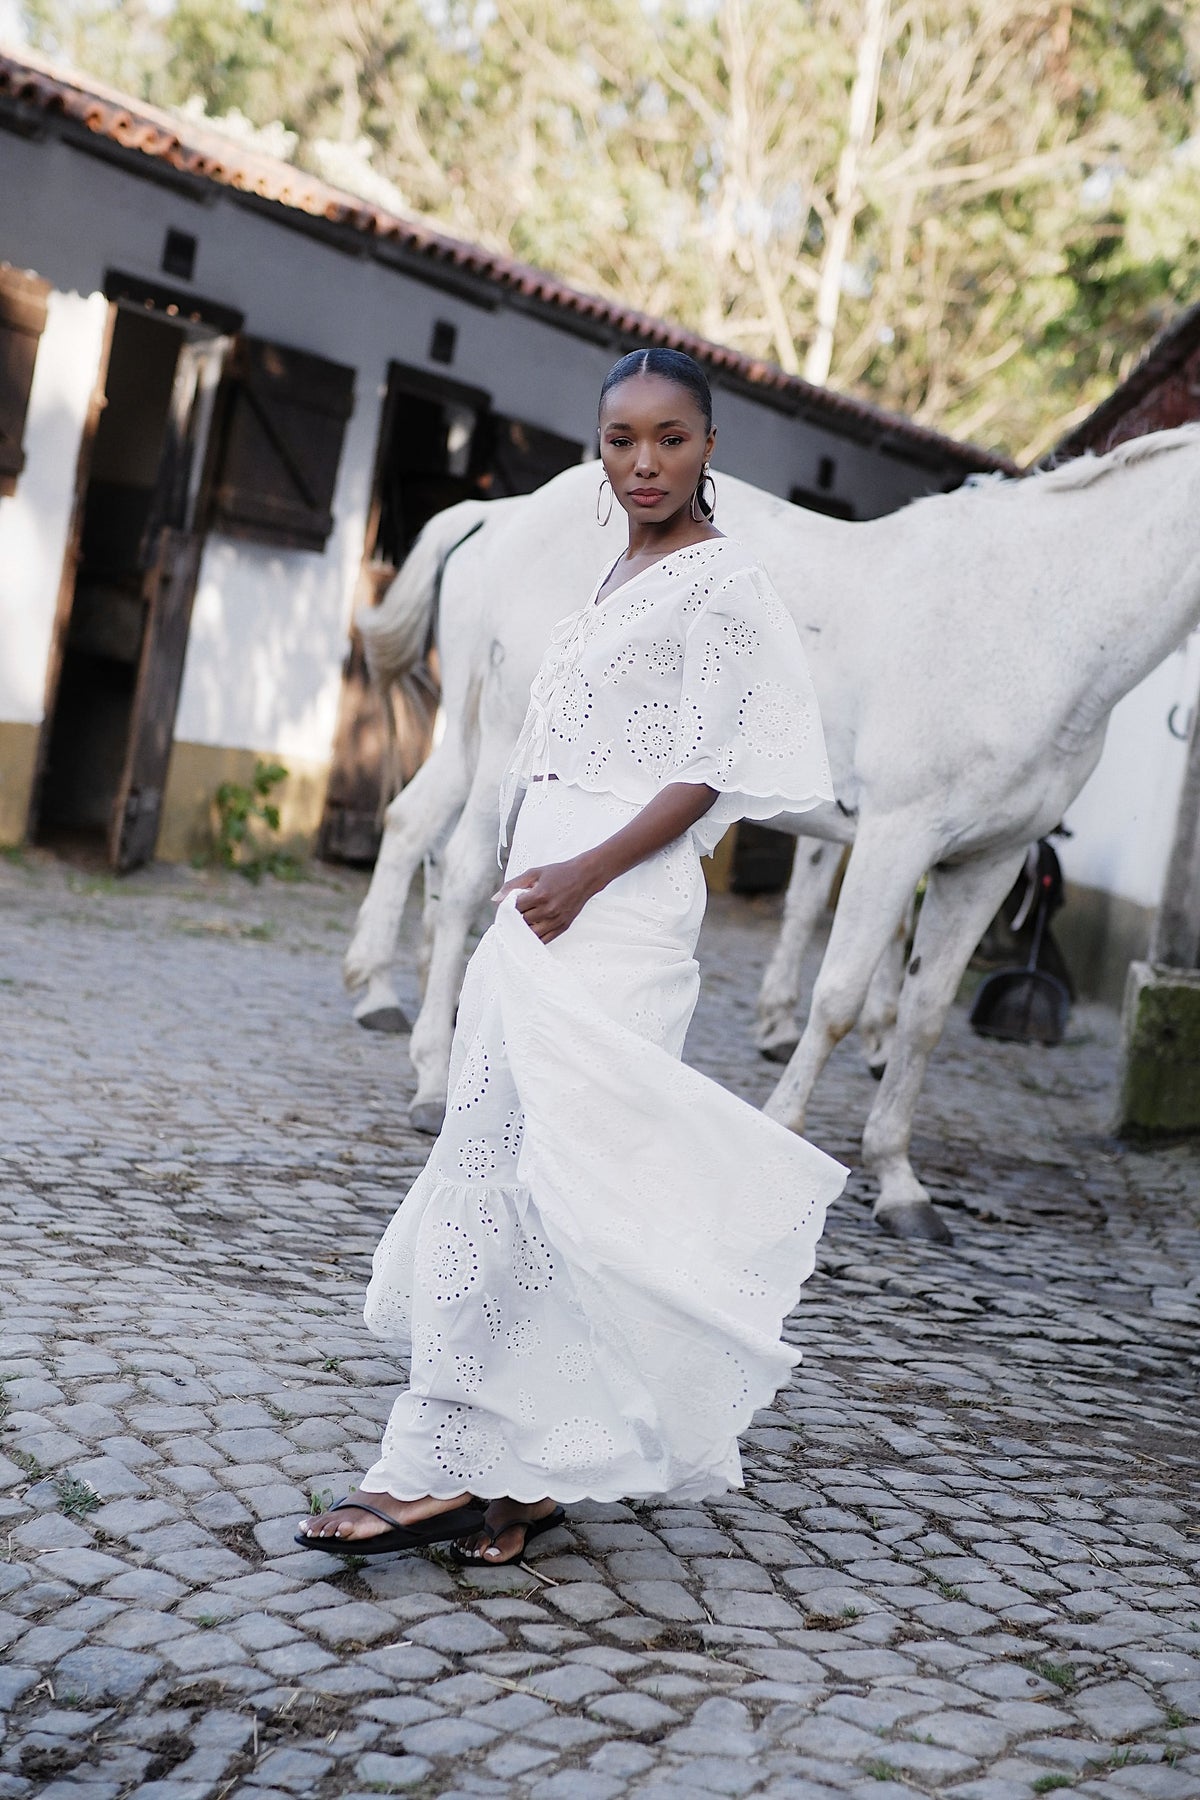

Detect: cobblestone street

[2,850,1199,1800]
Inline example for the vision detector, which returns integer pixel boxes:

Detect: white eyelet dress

[360,537,849,1505]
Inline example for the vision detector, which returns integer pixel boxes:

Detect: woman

[297,348,847,1568]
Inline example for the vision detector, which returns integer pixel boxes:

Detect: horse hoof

[410,1100,446,1136]
[875,1201,953,1246]
[356,1005,410,1034]
[758,1038,799,1065]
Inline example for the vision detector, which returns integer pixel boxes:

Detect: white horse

[347,428,1200,1241]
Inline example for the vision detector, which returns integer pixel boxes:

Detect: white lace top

[499,535,834,858]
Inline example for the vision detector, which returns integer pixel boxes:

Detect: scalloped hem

[358,779,847,1510]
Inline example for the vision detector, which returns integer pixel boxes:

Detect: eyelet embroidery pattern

[626,701,678,771]
[538,1416,616,1478]
[499,539,834,855]
[600,646,639,685]
[645,637,683,677]
[737,680,814,761]
[474,1193,502,1237]
[501,1108,524,1161]
[673,700,704,765]
[452,1040,489,1111]
[454,1352,484,1393]
[483,1294,503,1339]
[556,1343,592,1384]
[411,1322,443,1368]
[506,1317,541,1358]
[584,740,613,782]
[458,1137,496,1181]
[723,617,759,656]
[434,1407,504,1482]
[425,1221,480,1304]
[512,1225,555,1292]
[552,669,594,743]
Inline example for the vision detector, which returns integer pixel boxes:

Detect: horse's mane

[962,421,1200,497]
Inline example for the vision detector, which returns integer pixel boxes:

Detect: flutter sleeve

[668,560,834,856]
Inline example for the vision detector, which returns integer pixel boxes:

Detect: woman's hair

[599,347,713,432]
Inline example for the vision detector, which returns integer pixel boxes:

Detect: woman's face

[598,373,716,526]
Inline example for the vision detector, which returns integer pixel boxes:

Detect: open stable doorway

[319,363,584,863]
[31,298,228,868]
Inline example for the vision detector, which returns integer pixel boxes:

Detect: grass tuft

[1023,1658,1077,1692]
[55,1473,101,1520]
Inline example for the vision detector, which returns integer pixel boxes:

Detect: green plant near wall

[210,760,301,883]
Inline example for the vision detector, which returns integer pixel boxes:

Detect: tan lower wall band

[157,741,331,865]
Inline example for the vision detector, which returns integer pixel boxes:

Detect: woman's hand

[493,856,600,944]
[495,782,718,944]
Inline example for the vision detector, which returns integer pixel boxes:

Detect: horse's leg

[406,768,501,1135]
[343,744,468,1032]
[857,894,914,1079]
[755,841,839,1062]
[417,849,442,996]
[862,844,1027,1243]
[763,819,935,1136]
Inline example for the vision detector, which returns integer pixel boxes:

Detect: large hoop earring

[691,464,716,522]
[596,475,614,527]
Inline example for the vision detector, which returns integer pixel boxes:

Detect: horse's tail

[358,502,489,691]
[357,501,489,813]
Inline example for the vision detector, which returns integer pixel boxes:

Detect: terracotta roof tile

[0,45,1015,474]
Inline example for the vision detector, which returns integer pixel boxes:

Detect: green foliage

[55,1473,102,1520]
[1031,1777,1074,1794]
[16,0,1200,458]
[211,760,299,883]
[1024,1657,1078,1692]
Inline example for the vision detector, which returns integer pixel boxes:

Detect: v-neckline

[590,536,726,610]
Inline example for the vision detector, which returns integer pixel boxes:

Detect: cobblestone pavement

[2,850,1199,1800]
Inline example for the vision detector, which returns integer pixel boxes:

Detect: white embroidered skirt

[360,781,847,1505]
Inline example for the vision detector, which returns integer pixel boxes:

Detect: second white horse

[348,430,1200,1241]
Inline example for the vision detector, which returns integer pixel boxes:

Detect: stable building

[0,46,1012,872]
[1047,301,1200,1001]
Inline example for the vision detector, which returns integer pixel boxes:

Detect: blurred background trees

[14,0,1200,460]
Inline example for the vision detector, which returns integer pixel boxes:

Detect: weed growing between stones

[1024,1658,1078,1692]
[1031,1777,1074,1794]
[55,1473,101,1520]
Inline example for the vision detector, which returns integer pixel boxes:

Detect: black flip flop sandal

[295,1494,487,1557]
[449,1503,566,1567]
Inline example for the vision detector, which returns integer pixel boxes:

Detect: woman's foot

[451,1496,560,1565]
[297,1487,477,1544]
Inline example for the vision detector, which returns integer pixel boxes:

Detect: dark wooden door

[109,334,228,870]
[319,368,584,863]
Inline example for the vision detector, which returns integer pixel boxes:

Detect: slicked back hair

[599,348,713,432]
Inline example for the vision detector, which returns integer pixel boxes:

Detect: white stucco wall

[1061,628,1200,910]
[0,285,107,723]
[0,126,978,774]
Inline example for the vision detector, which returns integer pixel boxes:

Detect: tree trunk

[804,0,889,388]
